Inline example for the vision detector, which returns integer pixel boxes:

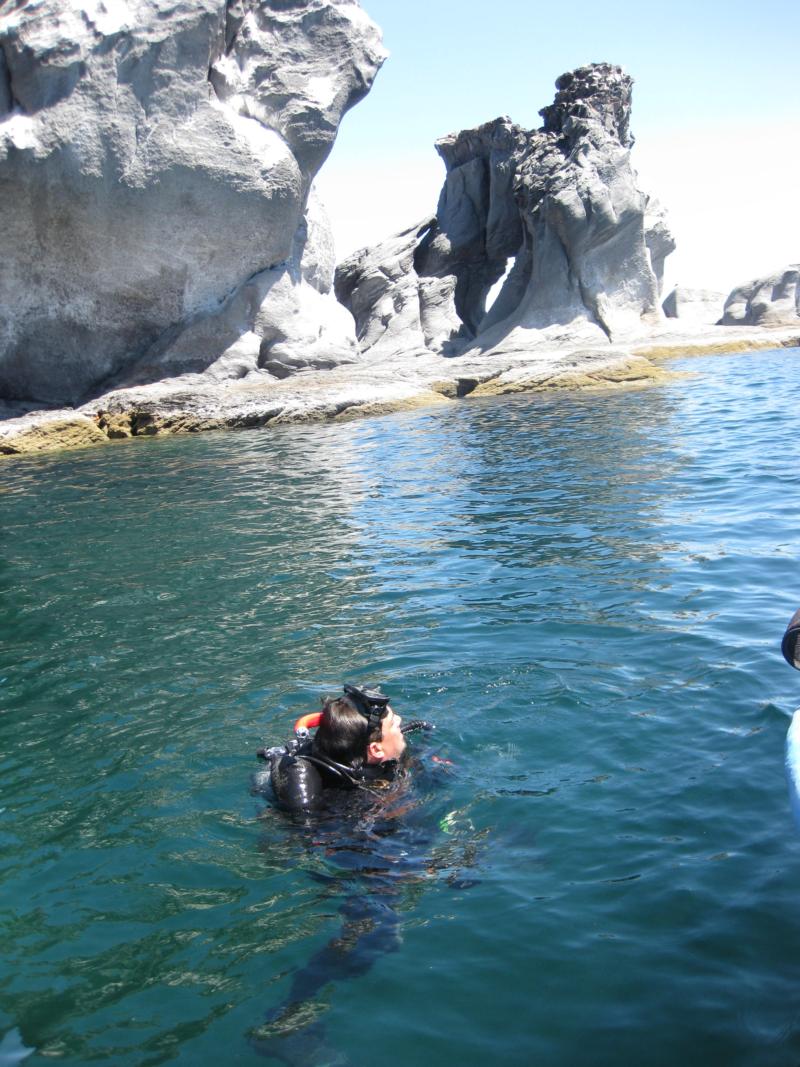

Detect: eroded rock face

[118,187,360,387]
[336,63,674,359]
[719,266,800,327]
[334,218,463,359]
[0,0,384,405]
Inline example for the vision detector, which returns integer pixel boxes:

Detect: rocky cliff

[3,38,799,460]
[719,266,800,327]
[0,0,385,406]
[336,64,675,359]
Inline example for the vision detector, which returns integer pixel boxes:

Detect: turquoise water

[2,347,800,1066]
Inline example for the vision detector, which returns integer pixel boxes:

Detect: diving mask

[342,683,390,730]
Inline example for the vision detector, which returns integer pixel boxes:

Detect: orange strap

[294,711,322,733]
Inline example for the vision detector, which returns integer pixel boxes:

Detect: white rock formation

[0,0,385,405]
[644,196,675,296]
[117,186,360,386]
[662,286,726,326]
[333,218,463,359]
[719,266,800,327]
[336,64,675,360]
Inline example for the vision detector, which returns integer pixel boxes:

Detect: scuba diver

[257,683,434,811]
[249,685,461,1064]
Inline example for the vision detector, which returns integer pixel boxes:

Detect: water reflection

[299,386,692,704]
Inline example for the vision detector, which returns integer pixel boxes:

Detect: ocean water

[2,346,800,1066]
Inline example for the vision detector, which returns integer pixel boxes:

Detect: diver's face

[368,706,405,763]
[381,707,406,760]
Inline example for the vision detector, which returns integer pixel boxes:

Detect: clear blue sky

[317,0,800,294]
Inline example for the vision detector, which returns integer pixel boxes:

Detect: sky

[316,0,800,297]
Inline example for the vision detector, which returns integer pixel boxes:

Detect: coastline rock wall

[336,63,675,360]
[0,0,385,406]
[720,266,800,327]
[117,186,361,388]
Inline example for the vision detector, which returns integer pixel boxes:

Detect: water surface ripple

[2,347,800,1065]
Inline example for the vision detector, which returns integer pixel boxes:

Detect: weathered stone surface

[469,353,672,397]
[418,117,525,339]
[4,37,800,463]
[719,266,800,326]
[0,0,384,406]
[114,187,360,386]
[0,413,108,455]
[644,197,675,295]
[499,65,670,345]
[3,320,800,458]
[336,63,674,360]
[662,286,726,325]
[334,218,462,359]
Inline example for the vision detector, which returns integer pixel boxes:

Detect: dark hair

[312,696,384,769]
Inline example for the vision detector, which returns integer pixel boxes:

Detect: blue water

[2,347,800,1065]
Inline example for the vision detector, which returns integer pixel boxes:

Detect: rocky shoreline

[2,324,798,457]
[2,3,798,460]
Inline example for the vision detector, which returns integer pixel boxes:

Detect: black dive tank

[268,742,325,811]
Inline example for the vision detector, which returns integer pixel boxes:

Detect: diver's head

[342,683,405,764]
[312,686,406,768]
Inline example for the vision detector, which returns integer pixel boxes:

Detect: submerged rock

[0,0,385,406]
[662,286,726,326]
[336,63,675,360]
[719,265,800,326]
